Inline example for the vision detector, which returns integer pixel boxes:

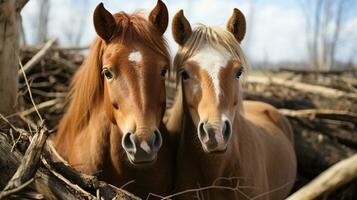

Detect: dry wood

[53,45,89,51]
[40,157,95,199]
[279,108,357,123]
[0,125,50,198]
[0,133,82,199]
[44,143,141,200]
[291,119,355,175]
[295,117,357,149]
[287,153,357,200]
[19,99,59,117]
[247,75,357,99]
[0,133,140,199]
[0,178,34,199]
[18,38,57,80]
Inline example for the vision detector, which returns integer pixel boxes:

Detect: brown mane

[61,12,171,136]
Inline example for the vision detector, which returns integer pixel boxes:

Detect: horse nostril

[151,129,162,150]
[223,120,231,143]
[122,132,136,153]
[198,122,208,142]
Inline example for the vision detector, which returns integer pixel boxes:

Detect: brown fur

[226,8,246,43]
[170,9,297,200]
[53,2,175,198]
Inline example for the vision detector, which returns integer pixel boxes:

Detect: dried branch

[44,147,141,200]
[279,109,357,123]
[18,38,57,80]
[19,58,43,122]
[0,178,34,199]
[19,99,59,117]
[247,76,357,99]
[287,153,357,200]
[0,125,50,198]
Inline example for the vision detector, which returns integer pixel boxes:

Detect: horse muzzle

[198,120,232,153]
[122,129,162,165]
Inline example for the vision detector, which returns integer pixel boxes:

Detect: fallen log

[247,76,357,99]
[287,153,357,200]
[279,109,357,124]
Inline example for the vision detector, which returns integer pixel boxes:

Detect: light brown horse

[168,9,297,200]
[53,1,176,198]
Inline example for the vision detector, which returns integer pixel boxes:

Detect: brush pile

[0,43,356,199]
[245,70,357,198]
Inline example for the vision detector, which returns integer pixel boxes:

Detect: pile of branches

[245,70,357,199]
[0,41,140,199]
[0,40,356,199]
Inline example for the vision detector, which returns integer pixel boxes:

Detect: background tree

[298,0,353,71]
[36,0,49,44]
[0,0,28,115]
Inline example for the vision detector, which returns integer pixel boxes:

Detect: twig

[120,180,136,189]
[18,39,57,79]
[0,113,20,132]
[152,185,249,200]
[251,181,294,200]
[19,58,43,123]
[42,146,141,200]
[96,189,101,200]
[17,114,37,130]
[52,45,89,51]
[0,178,34,199]
[287,153,357,200]
[41,156,95,199]
[46,141,69,164]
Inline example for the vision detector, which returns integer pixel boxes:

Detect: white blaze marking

[189,45,230,100]
[128,51,142,62]
[140,141,151,154]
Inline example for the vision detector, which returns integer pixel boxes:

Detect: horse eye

[181,70,190,81]
[102,68,113,80]
[235,68,243,79]
[161,67,168,78]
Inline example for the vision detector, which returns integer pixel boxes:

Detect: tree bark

[0,0,28,115]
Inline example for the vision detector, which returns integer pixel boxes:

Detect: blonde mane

[165,24,250,134]
[174,24,250,75]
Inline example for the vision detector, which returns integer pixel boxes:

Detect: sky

[21,0,357,64]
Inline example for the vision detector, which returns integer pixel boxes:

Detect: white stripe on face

[188,45,230,100]
[128,51,142,62]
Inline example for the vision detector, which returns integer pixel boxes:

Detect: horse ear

[172,10,192,46]
[149,0,169,35]
[226,8,246,43]
[93,3,116,42]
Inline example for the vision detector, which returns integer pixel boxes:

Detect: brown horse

[168,9,297,199]
[53,1,175,198]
